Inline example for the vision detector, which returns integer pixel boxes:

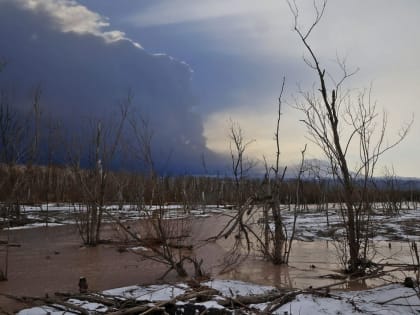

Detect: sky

[0,0,419,177]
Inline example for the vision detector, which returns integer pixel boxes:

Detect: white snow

[196,300,225,309]
[17,306,66,315]
[67,298,108,312]
[9,203,233,230]
[203,279,275,297]
[6,222,63,230]
[11,203,420,242]
[17,280,420,315]
[103,283,188,301]
[274,294,360,315]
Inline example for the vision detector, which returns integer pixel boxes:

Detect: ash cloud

[0,0,223,173]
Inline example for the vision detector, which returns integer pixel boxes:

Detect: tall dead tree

[229,119,256,205]
[213,80,305,266]
[72,96,129,246]
[115,105,206,278]
[261,78,290,264]
[0,62,30,279]
[288,0,412,273]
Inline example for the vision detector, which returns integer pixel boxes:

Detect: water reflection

[0,217,416,299]
[218,240,416,290]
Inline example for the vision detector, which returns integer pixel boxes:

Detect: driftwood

[2,291,146,315]
[106,304,150,315]
[7,264,419,314]
[55,292,118,306]
[377,293,419,305]
[262,266,417,313]
[44,301,90,315]
[217,291,285,306]
[0,293,90,315]
[263,290,300,313]
[312,266,410,292]
[106,288,219,315]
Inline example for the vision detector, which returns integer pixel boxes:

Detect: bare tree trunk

[288,0,412,273]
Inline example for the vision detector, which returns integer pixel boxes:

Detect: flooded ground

[0,224,174,313]
[221,240,417,290]
[0,210,418,313]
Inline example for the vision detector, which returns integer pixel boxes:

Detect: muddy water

[201,214,417,290]
[0,224,176,312]
[220,240,417,290]
[0,214,416,312]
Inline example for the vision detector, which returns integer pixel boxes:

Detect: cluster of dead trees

[0,0,417,280]
[0,164,418,214]
[213,0,415,275]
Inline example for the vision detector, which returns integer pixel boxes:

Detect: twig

[377,293,418,305]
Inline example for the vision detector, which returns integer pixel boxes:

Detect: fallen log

[55,292,117,307]
[262,266,415,312]
[377,293,419,305]
[177,288,220,302]
[312,266,409,292]
[106,304,150,315]
[217,291,285,306]
[106,288,220,315]
[263,290,300,313]
[0,293,89,315]
[44,301,90,315]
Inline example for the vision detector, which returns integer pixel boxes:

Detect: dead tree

[259,78,291,264]
[213,80,305,266]
[228,119,256,206]
[0,74,41,278]
[129,110,156,179]
[118,106,206,278]
[71,96,129,246]
[288,0,412,273]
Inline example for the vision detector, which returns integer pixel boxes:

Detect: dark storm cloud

[0,0,223,173]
